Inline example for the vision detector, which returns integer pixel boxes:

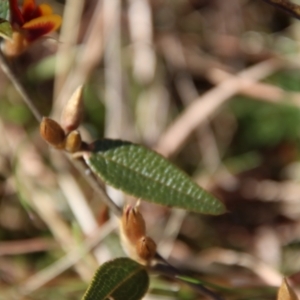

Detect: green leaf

[82,257,149,300]
[0,19,12,39]
[84,139,226,215]
[0,0,12,40]
[0,0,10,21]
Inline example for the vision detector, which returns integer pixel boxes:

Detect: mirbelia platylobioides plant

[39,84,228,300]
[1,0,299,299]
[38,87,300,300]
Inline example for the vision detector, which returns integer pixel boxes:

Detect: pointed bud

[120,203,157,264]
[64,130,82,153]
[61,85,84,133]
[40,117,66,149]
[136,236,157,261]
[121,204,146,244]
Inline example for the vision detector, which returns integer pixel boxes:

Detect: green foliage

[228,70,300,154]
[82,258,149,300]
[0,20,12,39]
[230,97,300,151]
[27,55,57,81]
[83,84,105,138]
[0,100,31,125]
[0,0,12,39]
[85,139,226,215]
[265,70,300,92]
[0,0,9,21]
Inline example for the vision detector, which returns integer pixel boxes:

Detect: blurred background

[1,0,300,299]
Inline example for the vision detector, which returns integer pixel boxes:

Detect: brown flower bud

[40,117,66,149]
[2,31,29,57]
[120,203,157,264]
[136,236,157,262]
[64,130,82,153]
[121,204,146,244]
[61,85,84,133]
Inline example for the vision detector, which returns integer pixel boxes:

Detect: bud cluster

[39,86,84,153]
[120,203,157,265]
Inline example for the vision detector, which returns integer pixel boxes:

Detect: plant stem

[152,254,226,300]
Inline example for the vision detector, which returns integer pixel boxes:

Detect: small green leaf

[0,0,12,40]
[0,0,10,21]
[0,19,12,40]
[84,139,226,215]
[82,257,149,300]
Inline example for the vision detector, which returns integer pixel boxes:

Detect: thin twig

[198,248,282,286]
[56,171,110,264]
[52,0,105,117]
[161,34,225,173]
[128,0,156,84]
[152,255,225,300]
[53,0,85,100]
[158,209,186,259]
[103,0,134,140]
[206,67,300,105]
[0,238,56,256]
[154,58,283,158]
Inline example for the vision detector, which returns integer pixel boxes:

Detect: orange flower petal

[24,2,53,21]
[22,0,36,23]
[26,3,54,21]
[9,0,24,26]
[22,0,36,10]
[22,15,62,42]
[37,4,53,16]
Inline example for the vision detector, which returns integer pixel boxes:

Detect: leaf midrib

[88,149,222,212]
[91,153,206,202]
[102,265,146,300]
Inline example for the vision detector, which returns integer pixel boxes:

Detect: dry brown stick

[103,0,134,140]
[198,248,282,286]
[53,0,85,99]
[0,238,56,256]
[52,0,105,118]
[154,58,283,158]
[261,0,300,20]
[160,34,225,174]
[127,0,156,84]
[206,68,300,105]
